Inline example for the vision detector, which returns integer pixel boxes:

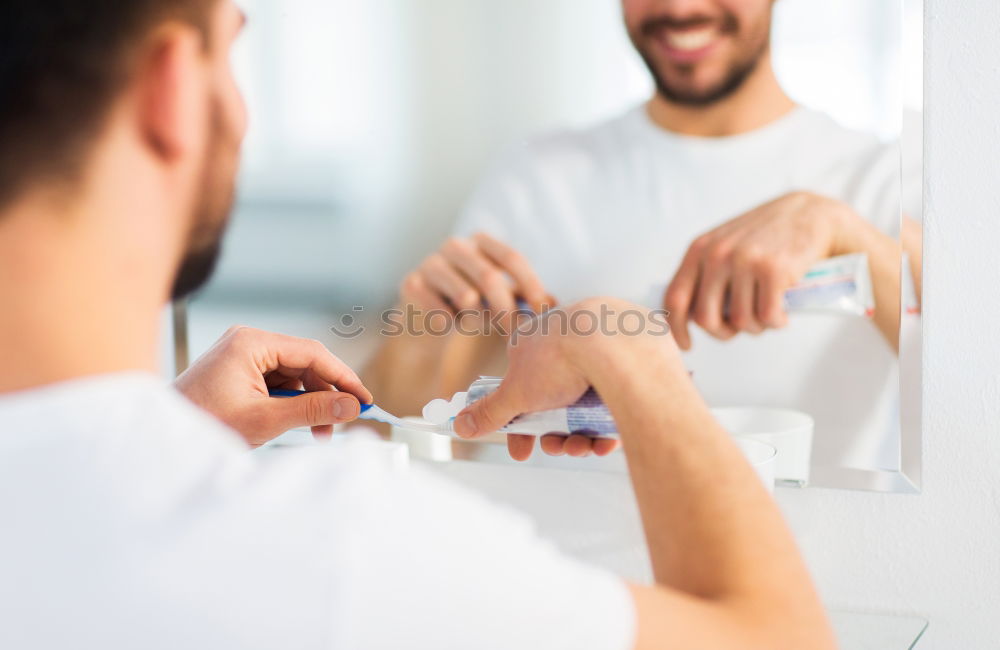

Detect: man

[0,0,836,648]
[365,0,923,467]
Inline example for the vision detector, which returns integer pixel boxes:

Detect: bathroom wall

[776,1,1000,646]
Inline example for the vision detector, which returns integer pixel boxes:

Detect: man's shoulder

[0,373,397,524]
[0,380,410,647]
[789,108,921,225]
[794,108,898,162]
[0,372,237,451]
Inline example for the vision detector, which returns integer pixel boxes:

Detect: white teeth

[664,27,716,51]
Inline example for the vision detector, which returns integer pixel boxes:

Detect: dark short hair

[0,0,214,209]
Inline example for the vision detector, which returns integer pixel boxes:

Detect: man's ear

[136,26,207,163]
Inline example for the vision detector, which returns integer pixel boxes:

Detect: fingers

[506,434,535,461]
[311,424,334,439]
[275,343,372,405]
[266,371,336,438]
[404,234,551,337]
[419,252,480,311]
[540,434,566,456]
[301,369,336,439]
[230,327,373,404]
[454,387,519,438]
[266,390,362,437]
[592,438,621,456]
[539,433,620,457]
[440,237,519,332]
[472,233,549,312]
[563,434,595,457]
[441,237,517,312]
[755,262,790,328]
[664,245,701,350]
[691,253,736,342]
[727,269,763,334]
[401,272,453,316]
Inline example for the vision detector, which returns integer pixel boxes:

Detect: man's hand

[664,191,861,349]
[362,233,550,421]
[175,326,373,447]
[401,232,554,334]
[454,298,679,461]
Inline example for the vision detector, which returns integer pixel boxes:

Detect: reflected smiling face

[622,0,775,106]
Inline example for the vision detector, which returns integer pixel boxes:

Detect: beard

[171,109,238,301]
[171,236,224,301]
[633,12,770,107]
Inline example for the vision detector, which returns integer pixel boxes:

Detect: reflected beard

[636,13,769,107]
[644,51,763,107]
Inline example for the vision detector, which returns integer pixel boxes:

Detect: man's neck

[0,190,173,393]
[646,51,796,138]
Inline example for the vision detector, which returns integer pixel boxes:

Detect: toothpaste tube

[422,377,618,439]
[645,252,875,319]
[783,253,874,317]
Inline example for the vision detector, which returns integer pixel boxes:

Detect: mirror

[185,0,923,493]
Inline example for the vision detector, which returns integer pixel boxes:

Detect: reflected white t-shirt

[0,374,633,650]
[456,105,921,469]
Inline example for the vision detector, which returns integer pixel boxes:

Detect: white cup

[711,407,814,487]
[390,416,454,462]
[733,437,777,493]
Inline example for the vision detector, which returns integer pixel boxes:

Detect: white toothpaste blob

[422,392,469,425]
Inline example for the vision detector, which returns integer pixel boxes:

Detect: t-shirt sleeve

[337,463,636,650]
[452,144,539,244]
[451,141,590,302]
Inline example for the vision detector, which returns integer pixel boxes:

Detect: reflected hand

[453,298,675,461]
[175,326,373,447]
[400,232,555,335]
[664,191,859,349]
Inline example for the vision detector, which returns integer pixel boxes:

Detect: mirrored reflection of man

[365,0,923,468]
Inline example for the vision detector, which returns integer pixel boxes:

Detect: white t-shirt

[456,105,921,469]
[0,374,633,650]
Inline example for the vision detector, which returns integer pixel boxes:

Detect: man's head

[0,0,247,299]
[623,0,775,106]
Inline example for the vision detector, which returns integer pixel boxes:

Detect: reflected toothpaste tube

[646,252,876,319]
[782,253,875,317]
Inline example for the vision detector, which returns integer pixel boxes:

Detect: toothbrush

[267,389,454,434]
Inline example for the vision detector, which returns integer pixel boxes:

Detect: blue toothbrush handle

[268,388,306,398]
[267,388,374,413]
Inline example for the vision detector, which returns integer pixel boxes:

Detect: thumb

[454,387,519,438]
[268,391,361,433]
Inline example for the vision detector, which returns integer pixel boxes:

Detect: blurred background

[180,0,922,371]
